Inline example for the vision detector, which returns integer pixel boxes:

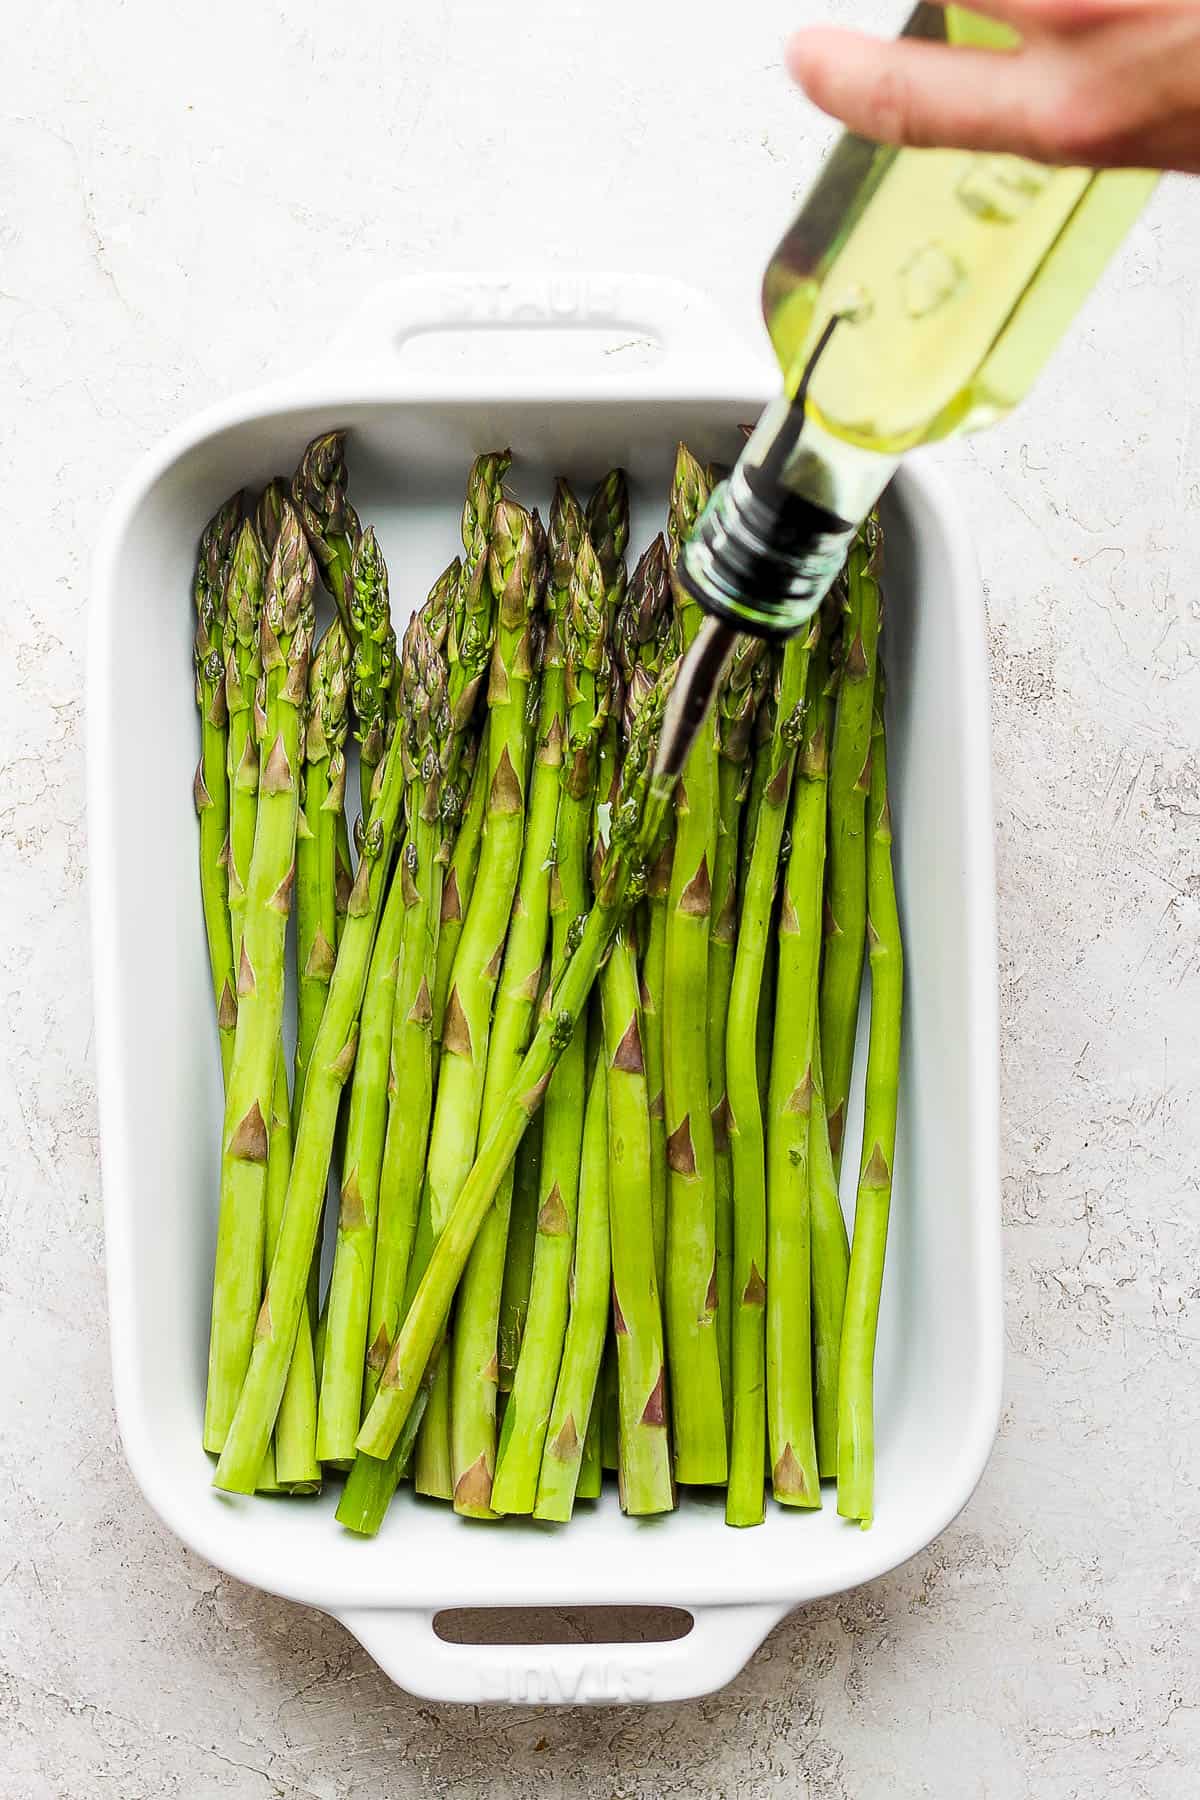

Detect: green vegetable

[204,504,316,1454]
[819,520,881,1173]
[662,445,726,1486]
[837,690,902,1528]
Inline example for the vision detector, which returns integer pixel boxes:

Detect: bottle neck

[676,393,896,638]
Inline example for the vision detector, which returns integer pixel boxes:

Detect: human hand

[786,2,1200,172]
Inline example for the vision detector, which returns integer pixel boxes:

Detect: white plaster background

[3,0,1199,1793]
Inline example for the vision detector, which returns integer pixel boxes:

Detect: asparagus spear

[450,510,562,1516]
[583,469,630,900]
[490,532,607,1516]
[497,1113,543,1393]
[613,536,675,1292]
[577,1404,603,1499]
[432,726,486,1046]
[204,505,316,1453]
[810,1023,850,1478]
[601,919,674,1515]
[349,525,396,817]
[710,637,769,1433]
[428,447,511,1043]
[737,696,772,916]
[261,470,356,948]
[221,519,318,1489]
[533,1044,611,1521]
[222,522,264,980]
[193,494,242,1080]
[424,503,541,1235]
[254,478,288,556]
[837,688,902,1527]
[291,431,361,638]
[724,633,811,1526]
[449,451,512,746]
[212,636,413,1494]
[820,519,882,1172]
[764,644,832,1508]
[317,592,456,1467]
[662,444,727,1486]
[221,522,281,1493]
[354,666,674,1471]
[266,1059,322,1491]
[585,468,630,623]
[360,566,464,1403]
[294,622,351,1123]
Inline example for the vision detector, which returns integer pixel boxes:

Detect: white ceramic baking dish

[90,273,1002,1706]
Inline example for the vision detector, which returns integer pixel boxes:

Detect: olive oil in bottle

[659,3,1156,779]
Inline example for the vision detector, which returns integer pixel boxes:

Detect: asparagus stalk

[432,726,486,1046]
[820,519,882,1172]
[450,509,563,1516]
[577,1405,603,1499]
[497,1113,543,1393]
[585,468,630,624]
[415,1361,453,1499]
[600,1332,619,1471]
[450,451,512,746]
[294,622,351,1123]
[662,444,727,1485]
[254,478,289,556]
[601,922,674,1515]
[423,501,540,1249]
[222,523,281,1494]
[313,843,406,1465]
[204,505,316,1453]
[533,1044,611,1521]
[490,532,607,1516]
[222,519,318,1489]
[586,469,630,810]
[583,469,629,923]
[724,634,811,1526]
[737,697,772,915]
[428,447,512,1039]
[260,468,356,949]
[810,1024,850,1478]
[764,645,831,1508]
[291,431,361,639]
[613,536,675,1293]
[354,668,673,1470]
[266,1060,321,1491]
[710,637,769,1435]
[222,522,264,981]
[349,525,397,817]
[837,689,902,1527]
[212,649,412,1493]
[193,494,242,1080]
[357,566,462,1410]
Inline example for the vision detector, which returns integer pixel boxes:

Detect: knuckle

[866,67,916,146]
[1029,86,1125,165]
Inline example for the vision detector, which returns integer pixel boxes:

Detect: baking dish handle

[336,1599,786,1705]
[318,271,768,388]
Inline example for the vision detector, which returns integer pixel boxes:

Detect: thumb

[786,27,1057,160]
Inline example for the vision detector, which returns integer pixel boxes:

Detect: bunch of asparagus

[192,433,902,1532]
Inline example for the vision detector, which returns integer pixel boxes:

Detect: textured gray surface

[4,1,1200,1793]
